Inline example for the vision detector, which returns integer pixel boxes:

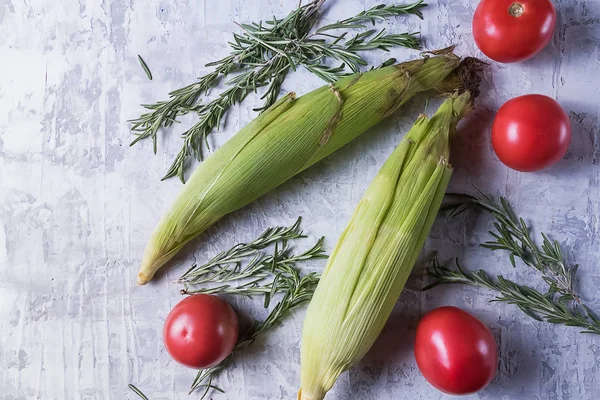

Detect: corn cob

[138,50,480,285]
[299,92,473,400]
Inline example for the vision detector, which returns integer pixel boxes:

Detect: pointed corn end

[297,388,323,400]
[137,272,152,285]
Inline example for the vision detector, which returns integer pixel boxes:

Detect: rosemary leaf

[128,384,150,400]
[178,217,309,283]
[137,55,153,80]
[179,220,327,303]
[426,257,600,334]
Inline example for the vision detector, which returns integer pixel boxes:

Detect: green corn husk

[299,92,473,400]
[138,50,480,285]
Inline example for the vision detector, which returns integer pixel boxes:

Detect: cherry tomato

[163,294,239,369]
[492,94,571,172]
[473,0,556,63]
[414,306,497,395]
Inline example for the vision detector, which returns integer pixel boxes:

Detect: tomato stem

[509,2,524,17]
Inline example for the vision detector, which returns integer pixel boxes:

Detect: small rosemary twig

[425,189,600,335]
[181,238,326,305]
[316,0,427,32]
[178,217,318,283]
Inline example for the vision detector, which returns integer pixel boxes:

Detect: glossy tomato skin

[163,294,239,369]
[492,94,571,172]
[473,0,556,63]
[415,307,498,395]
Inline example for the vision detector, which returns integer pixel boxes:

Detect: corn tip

[137,272,151,285]
[298,388,320,400]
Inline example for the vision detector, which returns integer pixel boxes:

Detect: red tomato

[473,0,556,63]
[414,307,497,395]
[492,94,571,172]
[163,294,239,369]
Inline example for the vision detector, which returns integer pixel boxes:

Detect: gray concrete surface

[1,0,600,399]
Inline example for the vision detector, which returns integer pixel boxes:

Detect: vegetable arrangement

[137,50,480,285]
[127,0,595,398]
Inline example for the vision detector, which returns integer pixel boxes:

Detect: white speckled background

[1,0,600,399]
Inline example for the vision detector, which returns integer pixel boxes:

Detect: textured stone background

[1,0,600,399]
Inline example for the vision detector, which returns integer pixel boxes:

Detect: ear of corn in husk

[138,50,481,285]
[298,92,473,400]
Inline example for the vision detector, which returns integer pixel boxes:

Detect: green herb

[425,189,600,335]
[179,218,327,307]
[182,218,326,397]
[426,257,600,334]
[129,0,427,182]
[316,2,426,32]
[180,217,309,282]
[137,55,153,81]
[180,238,325,301]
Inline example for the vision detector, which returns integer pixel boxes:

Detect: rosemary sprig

[178,217,316,284]
[443,189,580,302]
[179,217,327,397]
[425,257,600,334]
[181,237,326,307]
[129,0,426,182]
[425,189,600,334]
[316,1,427,32]
[137,55,153,80]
